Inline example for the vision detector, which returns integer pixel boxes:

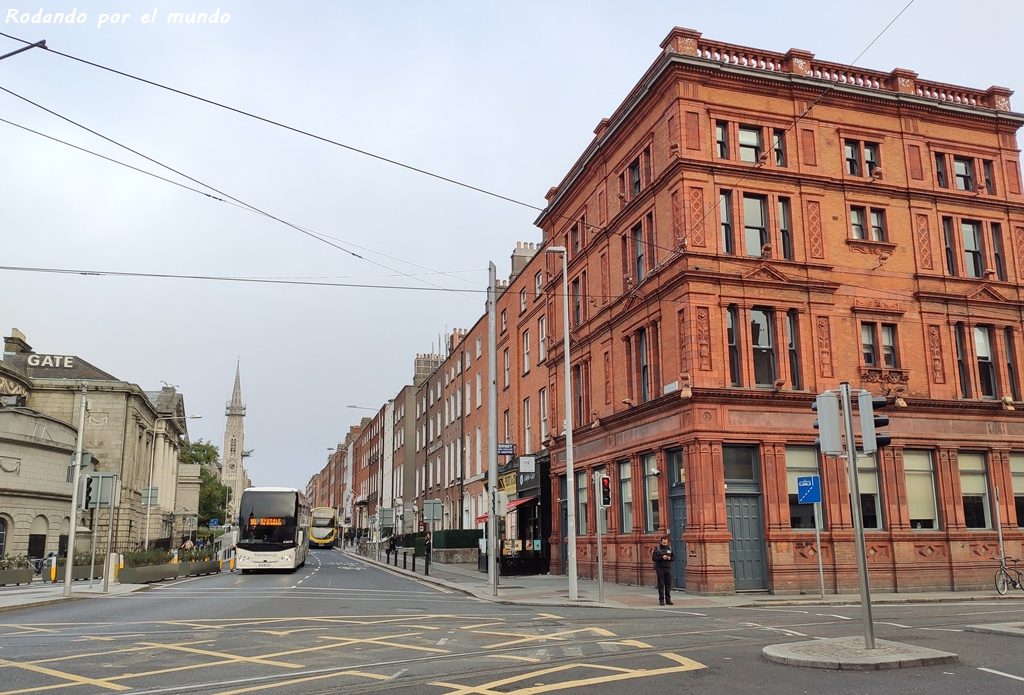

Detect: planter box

[49,565,103,582]
[117,564,178,584]
[176,561,220,578]
[0,568,34,586]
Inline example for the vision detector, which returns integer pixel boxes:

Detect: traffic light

[858,391,891,453]
[599,475,612,507]
[84,476,95,509]
[812,393,843,456]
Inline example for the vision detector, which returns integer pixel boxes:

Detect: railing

[666,29,1004,111]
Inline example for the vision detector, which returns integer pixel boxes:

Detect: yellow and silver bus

[235,487,310,573]
[309,506,338,549]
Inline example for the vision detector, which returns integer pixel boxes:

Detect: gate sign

[797,475,822,504]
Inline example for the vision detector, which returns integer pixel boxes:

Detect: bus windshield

[238,491,299,548]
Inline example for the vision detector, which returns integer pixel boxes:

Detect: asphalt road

[1,549,1023,694]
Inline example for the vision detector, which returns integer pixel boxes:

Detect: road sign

[210,519,219,527]
[797,475,822,504]
[497,442,515,456]
[379,508,395,526]
[423,499,443,522]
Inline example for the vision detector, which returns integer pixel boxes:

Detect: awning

[505,496,536,512]
[475,514,488,524]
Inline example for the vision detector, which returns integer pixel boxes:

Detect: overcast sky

[2,1,1021,488]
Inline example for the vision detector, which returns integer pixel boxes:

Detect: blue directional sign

[797,475,821,504]
[210,519,218,527]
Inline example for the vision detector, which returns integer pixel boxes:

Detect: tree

[178,440,229,527]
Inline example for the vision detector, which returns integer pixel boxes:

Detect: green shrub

[433,529,483,549]
[0,555,30,570]
[122,549,173,568]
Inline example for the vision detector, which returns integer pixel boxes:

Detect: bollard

[412,553,416,573]
[403,551,408,570]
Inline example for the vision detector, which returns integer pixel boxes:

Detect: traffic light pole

[839,382,876,649]
[593,473,605,604]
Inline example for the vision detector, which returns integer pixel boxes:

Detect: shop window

[595,466,608,534]
[576,471,588,535]
[903,449,939,529]
[1011,453,1024,528]
[857,454,883,530]
[785,446,822,529]
[959,452,991,528]
[618,460,633,532]
[642,453,660,532]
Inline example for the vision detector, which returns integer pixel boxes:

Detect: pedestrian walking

[652,534,674,605]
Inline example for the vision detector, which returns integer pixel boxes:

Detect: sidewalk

[0,579,147,612]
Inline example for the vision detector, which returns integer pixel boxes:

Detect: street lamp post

[144,415,200,550]
[546,246,578,600]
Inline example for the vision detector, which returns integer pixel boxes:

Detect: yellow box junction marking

[0,657,131,692]
[599,639,652,648]
[210,669,389,695]
[430,652,706,695]
[476,627,616,649]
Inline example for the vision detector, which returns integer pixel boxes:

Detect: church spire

[225,362,246,417]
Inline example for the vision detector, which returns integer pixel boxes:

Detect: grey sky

[3,0,1020,487]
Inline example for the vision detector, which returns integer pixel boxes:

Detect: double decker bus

[235,487,310,573]
[309,506,338,549]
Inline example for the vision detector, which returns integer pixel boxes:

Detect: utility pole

[487,262,499,596]
[64,381,88,597]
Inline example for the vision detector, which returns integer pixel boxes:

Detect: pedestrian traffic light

[812,392,843,456]
[599,475,612,507]
[83,476,95,509]
[858,391,891,453]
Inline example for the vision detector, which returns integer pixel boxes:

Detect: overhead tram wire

[0,30,548,216]
[0,264,486,294]
[0,84,481,300]
[0,31,599,240]
[1,115,486,289]
[0,5,915,269]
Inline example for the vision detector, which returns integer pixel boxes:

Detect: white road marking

[978,667,1024,682]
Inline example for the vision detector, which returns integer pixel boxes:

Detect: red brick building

[535,28,1024,593]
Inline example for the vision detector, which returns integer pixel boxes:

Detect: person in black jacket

[652,534,674,605]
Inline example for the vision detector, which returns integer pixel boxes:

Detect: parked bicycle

[995,557,1024,595]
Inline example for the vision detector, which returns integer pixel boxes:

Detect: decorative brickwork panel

[677,309,689,376]
[914,544,947,561]
[816,316,834,377]
[688,187,706,248]
[928,325,945,384]
[1015,226,1024,277]
[604,351,612,405]
[796,541,831,562]
[806,200,823,259]
[696,307,712,370]
[865,544,891,561]
[916,214,933,269]
[671,189,684,248]
[970,542,1000,562]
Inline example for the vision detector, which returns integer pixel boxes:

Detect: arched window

[230,438,237,455]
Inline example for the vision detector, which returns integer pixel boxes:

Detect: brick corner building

[535,27,1024,594]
